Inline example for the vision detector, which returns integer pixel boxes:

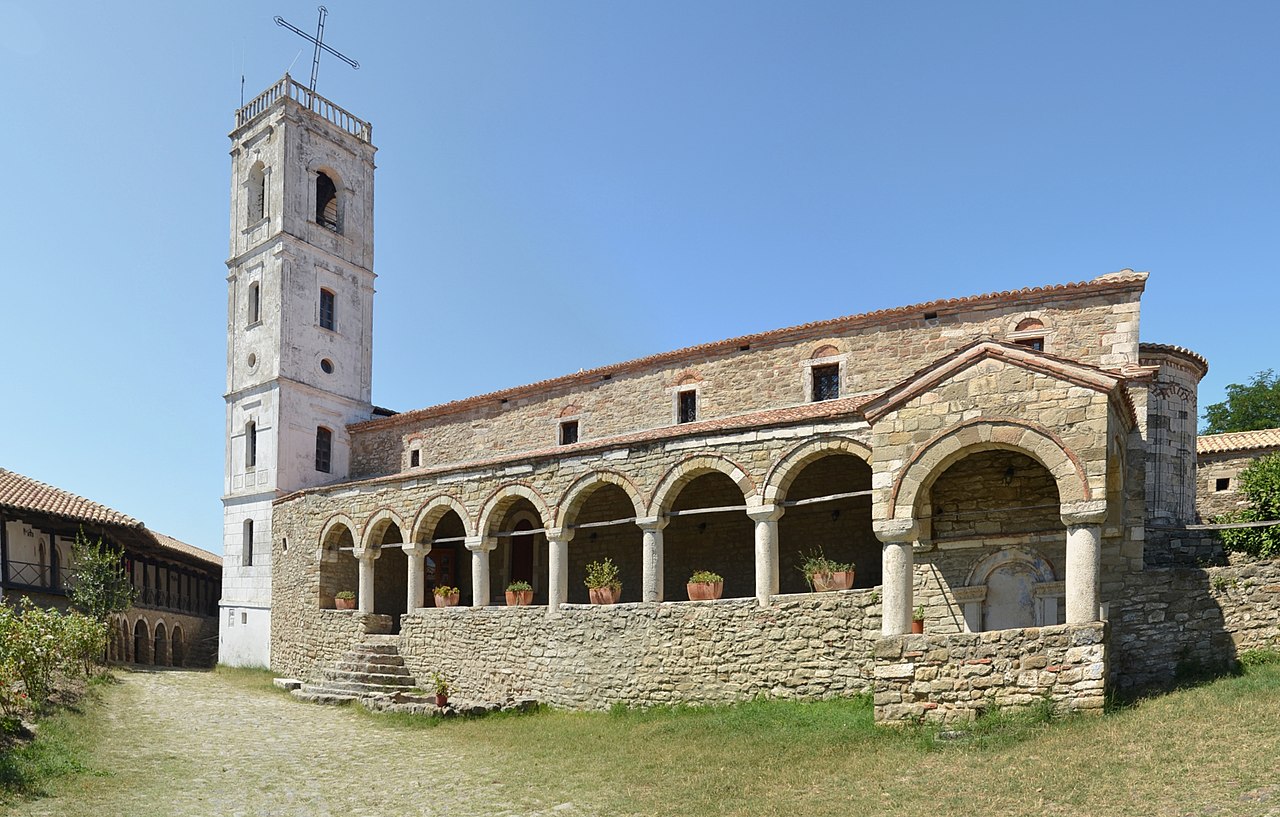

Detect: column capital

[464,535,496,553]
[635,516,668,532]
[1060,499,1108,527]
[353,546,380,562]
[402,543,431,557]
[545,527,575,543]
[873,518,919,543]
[746,504,784,523]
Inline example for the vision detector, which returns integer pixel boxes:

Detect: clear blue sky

[1,1,1276,554]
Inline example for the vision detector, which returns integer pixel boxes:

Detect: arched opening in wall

[369,521,407,629]
[417,509,470,606]
[133,619,148,665]
[119,619,130,663]
[318,522,359,609]
[171,626,184,667]
[153,622,168,667]
[964,548,1061,631]
[776,453,877,593]
[488,499,546,605]
[926,449,1064,632]
[564,483,641,604]
[315,171,339,231]
[663,472,753,600]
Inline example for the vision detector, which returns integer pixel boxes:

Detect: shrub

[688,570,723,584]
[334,590,356,601]
[1215,452,1280,559]
[583,558,621,590]
[797,549,854,588]
[506,580,532,592]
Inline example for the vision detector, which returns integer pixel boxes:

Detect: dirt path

[10,669,590,817]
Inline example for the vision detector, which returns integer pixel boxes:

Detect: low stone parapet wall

[873,622,1108,724]
[396,590,881,709]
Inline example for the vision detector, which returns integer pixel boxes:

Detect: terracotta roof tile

[1197,428,1280,456]
[0,468,142,528]
[1139,343,1209,378]
[145,529,223,568]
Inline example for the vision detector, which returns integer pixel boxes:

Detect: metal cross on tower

[274,6,360,94]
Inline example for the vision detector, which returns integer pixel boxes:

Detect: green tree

[68,528,136,622]
[1202,369,1280,434]
[1216,452,1280,559]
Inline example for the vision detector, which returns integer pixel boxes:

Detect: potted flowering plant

[334,590,356,610]
[584,558,622,605]
[505,580,534,606]
[686,570,724,601]
[912,604,926,634]
[798,549,855,592]
[432,671,452,708]
[433,585,461,608]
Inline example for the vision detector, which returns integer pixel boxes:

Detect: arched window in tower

[315,427,333,473]
[319,288,336,331]
[243,519,254,567]
[247,282,260,326]
[315,172,339,232]
[245,421,257,468]
[248,161,266,223]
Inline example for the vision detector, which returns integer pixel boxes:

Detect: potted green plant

[334,590,356,610]
[505,580,534,606]
[432,671,451,708]
[686,570,724,601]
[912,604,925,634]
[433,585,461,608]
[798,549,855,592]
[584,558,622,604]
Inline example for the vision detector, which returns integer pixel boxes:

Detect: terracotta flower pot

[434,591,461,608]
[589,586,621,605]
[911,619,925,634]
[810,570,854,592]
[435,693,448,707]
[505,589,534,606]
[334,596,356,610]
[686,581,723,601]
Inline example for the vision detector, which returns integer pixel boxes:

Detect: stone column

[403,543,430,611]
[873,519,917,636]
[465,536,495,607]
[747,504,784,607]
[636,516,667,603]
[545,527,574,611]
[354,547,379,613]
[1064,520,1103,624]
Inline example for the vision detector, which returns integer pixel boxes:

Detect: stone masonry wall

[873,623,1107,723]
[1195,451,1274,522]
[397,591,880,709]
[351,281,1144,479]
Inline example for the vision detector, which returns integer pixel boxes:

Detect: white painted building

[220,78,379,667]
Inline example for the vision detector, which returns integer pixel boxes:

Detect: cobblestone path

[10,669,590,817]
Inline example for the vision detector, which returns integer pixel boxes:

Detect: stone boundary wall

[1111,559,1280,690]
[394,591,881,709]
[872,623,1107,723]
[270,609,380,679]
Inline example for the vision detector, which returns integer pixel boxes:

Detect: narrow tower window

[315,427,333,473]
[247,282,260,325]
[319,288,336,331]
[248,162,266,223]
[677,389,698,424]
[811,364,840,402]
[316,172,339,231]
[245,421,257,468]
[243,519,254,567]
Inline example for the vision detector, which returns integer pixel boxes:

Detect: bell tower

[220,76,377,667]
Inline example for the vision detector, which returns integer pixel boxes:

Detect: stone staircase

[292,636,419,704]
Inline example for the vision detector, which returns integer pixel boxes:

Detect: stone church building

[222,78,1280,721]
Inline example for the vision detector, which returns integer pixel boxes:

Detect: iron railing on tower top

[235,74,372,142]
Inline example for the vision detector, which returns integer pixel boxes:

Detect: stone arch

[153,621,168,667]
[762,436,873,504]
[170,625,185,667]
[963,547,1063,631]
[133,618,149,665]
[967,547,1057,587]
[648,454,758,516]
[318,513,358,559]
[478,484,553,537]
[360,508,407,551]
[555,470,646,528]
[888,418,1090,521]
[410,495,474,543]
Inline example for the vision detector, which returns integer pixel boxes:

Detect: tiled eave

[1197,428,1280,456]
[277,395,873,505]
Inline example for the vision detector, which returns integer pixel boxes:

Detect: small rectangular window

[678,390,697,424]
[559,420,579,445]
[247,282,260,326]
[1215,477,1230,492]
[245,422,257,469]
[410,449,420,467]
[1015,337,1045,352]
[316,427,333,473]
[812,364,840,402]
[319,288,336,331]
[243,519,254,567]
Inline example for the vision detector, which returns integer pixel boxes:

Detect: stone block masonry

[873,622,1107,723]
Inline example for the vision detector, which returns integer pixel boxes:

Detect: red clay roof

[1198,428,1280,456]
[146,529,223,568]
[352,271,1150,434]
[1139,343,1209,378]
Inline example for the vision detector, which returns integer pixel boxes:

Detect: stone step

[353,641,399,654]
[292,688,358,705]
[339,653,406,668]
[304,679,410,695]
[334,659,410,675]
[321,669,416,687]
